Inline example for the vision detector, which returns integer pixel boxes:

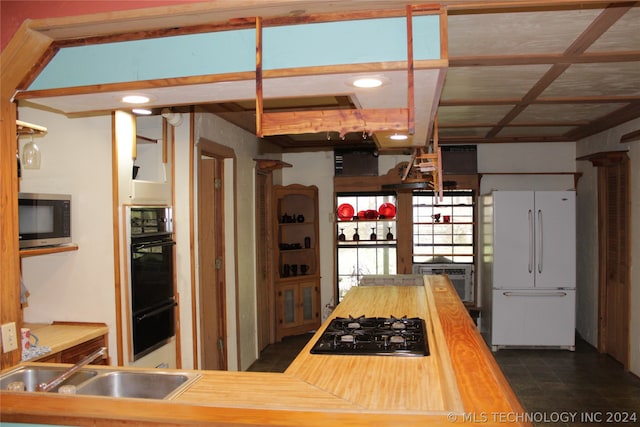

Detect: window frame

[412,189,476,265]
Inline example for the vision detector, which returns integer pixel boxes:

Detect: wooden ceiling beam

[484,3,635,139]
[260,108,410,138]
[620,129,640,143]
[567,103,640,140]
[450,50,640,67]
[255,6,426,145]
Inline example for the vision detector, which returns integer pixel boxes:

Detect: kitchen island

[1,275,530,426]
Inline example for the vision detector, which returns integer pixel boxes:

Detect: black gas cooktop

[310,315,429,357]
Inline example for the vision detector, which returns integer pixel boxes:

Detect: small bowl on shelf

[337,203,355,221]
[378,202,396,219]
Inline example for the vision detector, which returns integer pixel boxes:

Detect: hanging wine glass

[22,134,41,169]
[353,228,360,241]
[338,228,346,241]
[370,227,377,241]
[386,227,394,240]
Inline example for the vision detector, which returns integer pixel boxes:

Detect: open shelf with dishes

[336,220,397,245]
[335,193,398,302]
[273,184,320,340]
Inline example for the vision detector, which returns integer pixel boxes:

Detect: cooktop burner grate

[310,315,429,356]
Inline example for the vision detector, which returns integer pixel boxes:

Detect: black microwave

[18,193,72,249]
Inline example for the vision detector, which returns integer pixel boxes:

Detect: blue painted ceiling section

[29,15,440,91]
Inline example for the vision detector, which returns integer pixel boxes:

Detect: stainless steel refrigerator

[480,191,576,351]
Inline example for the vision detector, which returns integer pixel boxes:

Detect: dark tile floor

[247,333,315,373]
[247,334,640,426]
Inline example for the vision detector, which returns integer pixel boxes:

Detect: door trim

[193,137,237,369]
[588,151,630,369]
[255,170,276,351]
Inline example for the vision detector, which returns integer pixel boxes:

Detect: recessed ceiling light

[352,77,384,88]
[390,133,408,141]
[122,95,150,104]
[132,108,152,115]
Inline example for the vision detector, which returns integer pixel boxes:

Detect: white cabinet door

[493,191,534,289]
[534,191,576,288]
[491,289,576,348]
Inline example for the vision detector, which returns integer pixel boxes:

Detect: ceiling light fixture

[351,76,387,88]
[161,108,184,127]
[132,108,152,115]
[122,95,150,104]
[390,133,408,141]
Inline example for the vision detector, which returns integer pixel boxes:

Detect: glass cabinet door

[280,285,297,326]
[300,282,318,323]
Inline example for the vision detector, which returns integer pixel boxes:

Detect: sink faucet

[37,346,107,392]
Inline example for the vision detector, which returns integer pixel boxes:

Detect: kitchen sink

[0,366,97,392]
[74,371,199,399]
[1,366,200,399]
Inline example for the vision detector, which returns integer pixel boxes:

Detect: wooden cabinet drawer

[37,352,62,363]
[60,336,108,365]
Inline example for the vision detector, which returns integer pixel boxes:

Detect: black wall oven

[127,206,176,360]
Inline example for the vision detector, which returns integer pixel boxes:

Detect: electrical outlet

[1,322,19,353]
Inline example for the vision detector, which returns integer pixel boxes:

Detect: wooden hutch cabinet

[272,184,321,340]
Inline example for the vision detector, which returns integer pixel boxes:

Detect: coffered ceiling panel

[542,62,640,98]
[497,126,578,138]
[439,127,493,138]
[441,65,551,100]
[437,105,514,125]
[513,103,628,124]
[587,7,640,52]
[448,9,602,56]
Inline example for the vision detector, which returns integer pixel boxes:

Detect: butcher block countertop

[22,321,109,361]
[1,276,530,427]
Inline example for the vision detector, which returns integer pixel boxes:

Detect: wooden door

[198,153,227,370]
[596,153,630,368]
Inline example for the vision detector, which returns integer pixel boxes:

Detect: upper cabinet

[135,115,168,183]
[115,112,173,205]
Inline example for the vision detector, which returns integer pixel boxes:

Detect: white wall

[576,118,640,377]
[18,106,118,362]
[192,111,263,371]
[173,115,195,369]
[281,152,335,313]
[478,142,576,192]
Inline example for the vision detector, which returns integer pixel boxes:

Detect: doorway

[197,140,234,370]
[593,152,630,369]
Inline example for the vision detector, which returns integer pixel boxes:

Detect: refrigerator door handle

[537,209,543,274]
[528,209,534,273]
[503,291,567,297]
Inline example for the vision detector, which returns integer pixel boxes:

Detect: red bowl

[378,202,396,219]
[365,209,378,219]
[337,203,354,221]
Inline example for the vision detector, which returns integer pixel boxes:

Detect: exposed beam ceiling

[10,1,640,151]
